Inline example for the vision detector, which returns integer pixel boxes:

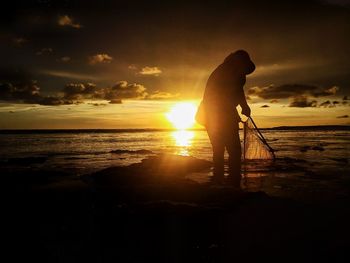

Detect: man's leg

[226,128,242,187]
[207,130,225,181]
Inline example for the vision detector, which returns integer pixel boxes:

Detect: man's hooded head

[223,50,256,75]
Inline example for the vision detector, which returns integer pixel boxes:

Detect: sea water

[0,129,349,180]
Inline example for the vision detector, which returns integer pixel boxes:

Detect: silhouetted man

[200,50,255,186]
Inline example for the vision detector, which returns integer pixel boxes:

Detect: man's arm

[237,87,251,117]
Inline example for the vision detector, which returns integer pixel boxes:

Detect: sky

[0,0,349,129]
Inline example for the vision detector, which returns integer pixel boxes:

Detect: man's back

[203,63,244,128]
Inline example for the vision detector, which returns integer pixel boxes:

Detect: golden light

[171,130,195,156]
[172,130,194,147]
[166,102,197,130]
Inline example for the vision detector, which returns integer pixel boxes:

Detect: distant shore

[0,125,349,133]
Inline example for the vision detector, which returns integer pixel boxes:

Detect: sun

[166,102,197,130]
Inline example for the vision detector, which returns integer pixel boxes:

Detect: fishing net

[242,117,275,160]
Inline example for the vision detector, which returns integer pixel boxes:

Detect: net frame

[242,117,275,161]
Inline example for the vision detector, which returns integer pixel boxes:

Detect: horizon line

[0,124,349,133]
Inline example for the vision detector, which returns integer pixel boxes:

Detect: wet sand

[2,154,350,262]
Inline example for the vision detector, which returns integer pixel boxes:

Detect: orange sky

[0,98,349,129]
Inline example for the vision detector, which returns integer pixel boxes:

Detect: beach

[1,128,350,262]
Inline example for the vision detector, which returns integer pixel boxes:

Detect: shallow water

[0,129,349,178]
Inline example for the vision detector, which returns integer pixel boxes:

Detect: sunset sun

[166,102,197,130]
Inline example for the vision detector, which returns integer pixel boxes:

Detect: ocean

[0,128,349,180]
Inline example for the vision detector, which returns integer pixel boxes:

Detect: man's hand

[241,105,251,117]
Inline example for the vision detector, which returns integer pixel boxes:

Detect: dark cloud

[107,81,147,100]
[89,103,107,106]
[0,82,40,103]
[109,99,122,104]
[57,56,71,63]
[320,100,339,108]
[343,96,349,100]
[337,115,349,118]
[12,37,27,47]
[248,84,339,100]
[63,83,100,100]
[260,104,270,108]
[60,81,166,103]
[289,96,317,108]
[36,48,53,56]
[60,81,148,102]
[0,69,174,105]
[319,100,332,107]
[39,96,78,106]
[0,81,78,106]
[0,68,76,105]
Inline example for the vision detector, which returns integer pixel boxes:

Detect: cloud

[260,104,270,108]
[289,96,318,108]
[40,70,99,81]
[58,56,71,63]
[128,64,137,70]
[319,100,333,107]
[105,81,148,101]
[109,99,122,104]
[1,69,175,105]
[248,84,344,108]
[146,91,177,100]
[63,83,100,100]
[343,96,349,100]
[12,37,27,47]
[317,100,347,108]
[39,96,77,106]
[57,15,82,29]
[0,81,77,106]
[60,81,177,103]
[89,103,107,107]
[312,86,339,97]
[88,54,113,65]
[247,84,339,100]
[0,81,41,104]
[36,48,53,56]
[61,81,148,103]
[0,69,78,106]
[337,115,349,118]
[139,66,162,76]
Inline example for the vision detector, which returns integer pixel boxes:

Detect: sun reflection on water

[171,130,195,156]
